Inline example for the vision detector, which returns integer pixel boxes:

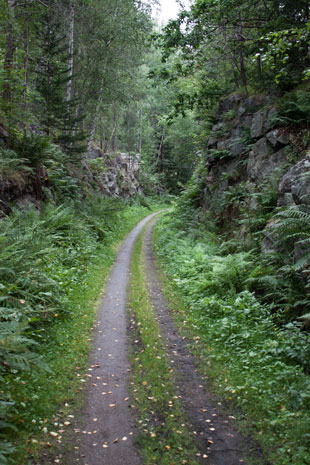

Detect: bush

[154,212,310,465]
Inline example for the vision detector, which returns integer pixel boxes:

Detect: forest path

[54,212,264,465]
[142,218,265,465]
[74,211,161,465]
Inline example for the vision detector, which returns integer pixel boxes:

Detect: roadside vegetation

[0,198,164,465]
[128,226,200,465]
[154,211,310,465]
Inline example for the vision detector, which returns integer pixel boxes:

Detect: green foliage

[261,24,310,87]
[154,213,310,465]
[0,148,32,177]
[273,87,310,125]
[0,196,156,463]
[257,205,310,319]
[11,132,52,167]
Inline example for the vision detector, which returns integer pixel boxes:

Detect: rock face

[200,93,308,232]
[0,144,143,215]
[85,150,142,197]
[278,154,310,207]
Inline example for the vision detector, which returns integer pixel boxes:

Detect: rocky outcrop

[0,144,143,215]
[85,150,142,197]
[200,93,308,232]
[278,154,310,207]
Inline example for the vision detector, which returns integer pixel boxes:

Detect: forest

[1,0,310,464]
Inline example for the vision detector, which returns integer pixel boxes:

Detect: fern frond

[294,253,310,271]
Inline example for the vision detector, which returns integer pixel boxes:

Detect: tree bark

[3,0,15,103]
[110,101,118,153]
[237,12,247,92]
[87,75,105,153]
[23,5,29,111]
[257,54,262,80]
[66,2,75,102]
[87,0,121,154]
[138,108,142,153]
[157,127,166,171]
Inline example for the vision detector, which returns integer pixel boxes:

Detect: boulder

[247,138,288,181]
[239,115,253,129]
[229,127,246,156]
[264,107,277,131]
[278,154,310,206]
[86,148,142,197]
[217,94,242,117]
[250,110,268,138]
[266,129,289,147]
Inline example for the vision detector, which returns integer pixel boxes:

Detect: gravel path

[76,212,160,465]
[48,212,266,465]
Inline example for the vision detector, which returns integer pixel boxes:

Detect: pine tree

[35,5,85,156]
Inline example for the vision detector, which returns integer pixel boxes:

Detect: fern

[0,148,33,176]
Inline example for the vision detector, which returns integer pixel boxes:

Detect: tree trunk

[87,0,120,154]
[157,127,166,171]
[23,6,29,111]
[88,74,105,153]
[138,108,142,153]
[110,101,118,153]
[66,3,75,102]
[237,12,247,92]
[257,54,262,80]
[3,0,15,103]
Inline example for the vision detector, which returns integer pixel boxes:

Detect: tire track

[73,212,161,465]
[143,218,266,465]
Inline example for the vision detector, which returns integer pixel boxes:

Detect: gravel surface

[77,212,160,465]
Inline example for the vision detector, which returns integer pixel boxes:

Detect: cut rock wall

[201,94,310,226]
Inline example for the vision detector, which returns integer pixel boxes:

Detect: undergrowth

[0,197,161,465]
[154,213,310,465]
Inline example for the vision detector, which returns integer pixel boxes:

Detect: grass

[127,224,201,465]
[153,213,310,465]
[3,198,167,465]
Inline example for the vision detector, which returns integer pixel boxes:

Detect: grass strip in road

[128,227,201,465]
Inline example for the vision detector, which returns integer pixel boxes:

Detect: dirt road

[77,212,160,465]
[53,213,265,465]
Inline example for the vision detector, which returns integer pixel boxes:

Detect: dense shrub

[154,213,310,465]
